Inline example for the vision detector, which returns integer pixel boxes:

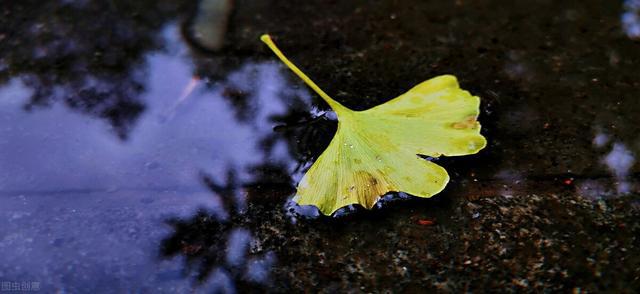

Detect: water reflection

[160,175,279,290]
[622,0,640,39]
[603,143,635,194]
[572,130,638,199]
[0,26,315,194]
[0,20,323,291]
[0,0,191,139]
[184,0,234,52]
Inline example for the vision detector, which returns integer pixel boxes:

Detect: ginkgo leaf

[261,34,487,215]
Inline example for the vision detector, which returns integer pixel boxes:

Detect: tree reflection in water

[157,60,334,290]
[1,1,339,290]
[0,0,190,139]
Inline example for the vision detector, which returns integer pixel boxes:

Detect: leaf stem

[260,34,349,115]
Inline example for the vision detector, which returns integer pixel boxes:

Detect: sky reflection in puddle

[0,33,307,193]
[574,130,638,200]
[623,0,640,39]
[593,130,636,195]
[0,24,311,291]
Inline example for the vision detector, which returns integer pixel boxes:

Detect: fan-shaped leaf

[261,35,486,215]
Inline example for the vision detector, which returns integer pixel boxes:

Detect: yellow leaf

[261,34,487,215]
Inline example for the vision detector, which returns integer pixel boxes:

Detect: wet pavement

[1,0,639,292]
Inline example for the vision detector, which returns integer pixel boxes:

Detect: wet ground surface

[1,0,639,292]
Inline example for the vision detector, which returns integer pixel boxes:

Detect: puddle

[622,0,640,39]
[602,143,636,194]
[0,22,311,291]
